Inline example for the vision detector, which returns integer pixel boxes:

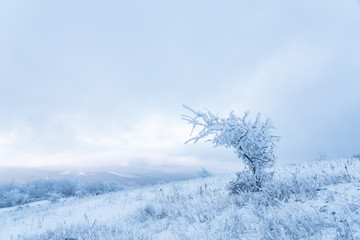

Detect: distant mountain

[0,168,60,184]
[0,167,198,187]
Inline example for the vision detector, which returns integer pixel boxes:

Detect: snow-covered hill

[0,167,197,187]
[1,159,360,240]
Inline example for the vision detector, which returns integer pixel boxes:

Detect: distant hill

[0,167,198,187]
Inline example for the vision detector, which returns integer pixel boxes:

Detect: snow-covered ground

[1,159,360,240]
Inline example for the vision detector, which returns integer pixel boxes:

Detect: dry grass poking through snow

[1,158,360,239]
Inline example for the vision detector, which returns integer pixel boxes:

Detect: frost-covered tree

[182,105,279,190]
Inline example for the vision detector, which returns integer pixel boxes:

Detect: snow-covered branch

[182,105,280,190]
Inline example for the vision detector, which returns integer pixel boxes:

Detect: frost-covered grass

[1,158,360,239]
[0,179,124,209]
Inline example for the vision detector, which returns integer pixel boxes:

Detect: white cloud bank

[0,0,359,171]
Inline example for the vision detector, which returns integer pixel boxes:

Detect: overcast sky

[0,0,359,173]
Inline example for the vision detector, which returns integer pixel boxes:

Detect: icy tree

[182,105,279,190]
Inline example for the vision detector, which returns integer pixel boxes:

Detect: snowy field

[1,159,360,240]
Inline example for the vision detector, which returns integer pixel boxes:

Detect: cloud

[0,110,244,173]
[0,0,359,170]
[0,113,193,167]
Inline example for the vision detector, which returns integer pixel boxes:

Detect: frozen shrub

[0,184,29,208]
[23,178,79,201]
[82,181,124,196]
[55,179,78,197]
[183,105,279,191]
[228,170,274,194]
[228,171,258,194]
[25,179,57,200]
[49,192,63,203]
[105,181,124,192]
[75,190,84,198]
[0,178,124,208]
[83,181,107,195]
